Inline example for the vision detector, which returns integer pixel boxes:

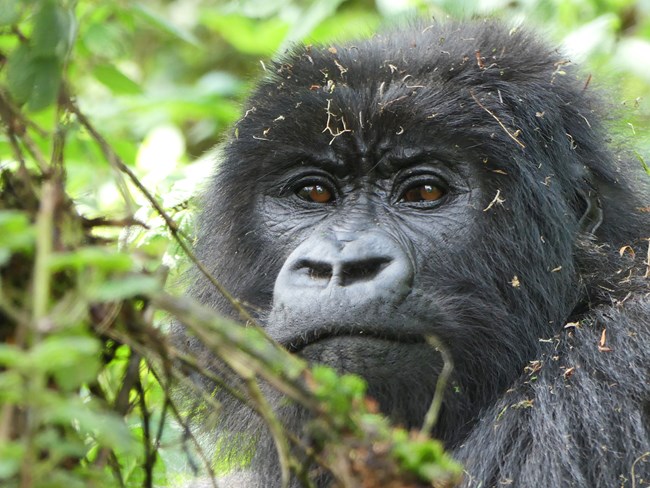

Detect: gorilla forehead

[230,20,576,180]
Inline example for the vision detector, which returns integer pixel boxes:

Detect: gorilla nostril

[295,260,333,281]
[340,257,391,286]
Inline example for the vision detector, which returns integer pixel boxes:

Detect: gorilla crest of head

[182,20,650,487]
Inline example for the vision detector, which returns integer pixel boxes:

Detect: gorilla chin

[179,18,650,487]
[299,334,443,428]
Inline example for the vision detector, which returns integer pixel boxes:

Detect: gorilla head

[184,20,650,486]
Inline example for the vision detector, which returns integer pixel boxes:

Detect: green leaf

[7,55,59,112]
[0,210,34,264]
[0,442,24,478]
[35,428,87,461]
[0,344,28,368]
[83,22,127,59]
[132,3,199,46]
[30,336,100,373]
[634,151,650,175]
[93,64,143,95]
[89,275,160,301]
[0,370,23,403]
[45,400,136,453]
[205,14,287,55]
[281,0,345,48]
[0,0,20,26]
[54,359,101,391]
[49,247,134,272]
[27,336,100,393]
[6,43,36,104]
[32,0,76,59]
[27,57,62,112]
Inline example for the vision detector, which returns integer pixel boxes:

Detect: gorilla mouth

[285,328,426,353]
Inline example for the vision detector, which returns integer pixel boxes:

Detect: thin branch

[151,293,317,411]
[97,320,220,488]
[136,372,156,488]
[420,335,454,434]
[243,376,292,488]
[483,189,505,212]
[66,99,255,325]
[470,90,526,149]
[30,181,57,334]
[631,452,650,488]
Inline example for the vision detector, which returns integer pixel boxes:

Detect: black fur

[180,20,650,487]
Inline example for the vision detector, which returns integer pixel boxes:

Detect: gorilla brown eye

[297,184,334,203]
[401,184,444,203]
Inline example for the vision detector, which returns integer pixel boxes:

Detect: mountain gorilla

[181,20,650,487]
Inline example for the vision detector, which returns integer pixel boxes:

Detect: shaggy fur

[178,20,650,487]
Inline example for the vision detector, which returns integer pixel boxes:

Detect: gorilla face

[194,21,608,444]
[250,127,576,434]
[262,145,479,425]
[265,145,478,358]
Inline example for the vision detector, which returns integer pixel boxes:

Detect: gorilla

[180,20,650,487]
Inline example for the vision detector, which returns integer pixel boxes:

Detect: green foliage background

[0,0,648,487]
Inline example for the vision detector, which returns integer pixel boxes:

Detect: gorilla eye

[296,184,334,204]
[400,184,445,204]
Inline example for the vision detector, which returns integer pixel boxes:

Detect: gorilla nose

[296,256,392,286]
[339,257,392,286]
[273,231,414,313]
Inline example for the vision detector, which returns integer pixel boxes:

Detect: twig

[19,134,50,173]
[0,91,49,173]
[136,372,156,488]
[6,131,26,168]
[31,180,57,335]
[631,451,650,488]
[107,452,126,488]
[98,318,220,487]
[66,99,256,324]
[483,189,505,212]
[51,93,69,174]
[163,391,219,488]
[0,89,48,138]
[470,91,526,149]
[0,280,30,330]
[322,99,351,145]
[83,216,148,229]
[151,293,316,409]
[19,181,58,488]
[0,405,14,444]
[420,335,454,434]
[243,376,292,488]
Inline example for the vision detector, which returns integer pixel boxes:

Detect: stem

[31,182,56,325]
[421,335,454,434]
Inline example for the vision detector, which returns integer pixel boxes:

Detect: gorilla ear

[578,187,603,235]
